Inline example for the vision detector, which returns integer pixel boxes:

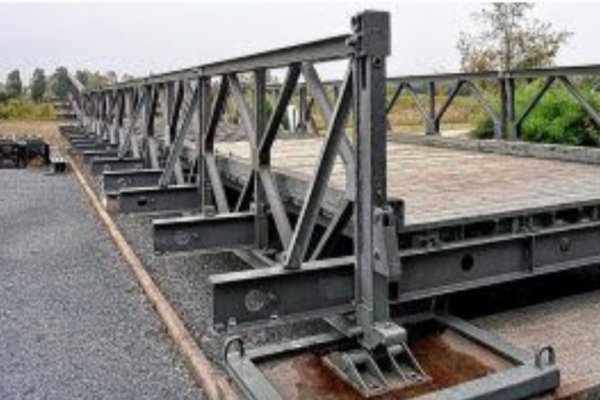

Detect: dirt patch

[0,120,65,150]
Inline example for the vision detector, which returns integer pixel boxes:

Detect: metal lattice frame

[385,66,600,139]
[62,10,569,399]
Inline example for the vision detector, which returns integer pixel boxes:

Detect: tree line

[0,68,132,103]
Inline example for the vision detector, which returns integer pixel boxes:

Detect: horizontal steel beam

[153,212,255,254]
[417,364,558,400]
[72,143,117,152]
[68,134,92,142]
[102,169,163,194]
[200,35,350,76]
[82,149,119,163]
[210,256,355,330]
[390,71,500,84]
[395,221,600,303]
[435,315,530,364]
[389,63,600,84]
[117,184,198,214]
[70,141,97,151]
[90,157,144,175]
[85,35,351,93]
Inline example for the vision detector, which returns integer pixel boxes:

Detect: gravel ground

[74,156,328,373]
[114,210,329,369]
[0,169,203,400]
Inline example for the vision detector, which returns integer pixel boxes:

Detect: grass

[0,99,56,121]
[386,95,476,127]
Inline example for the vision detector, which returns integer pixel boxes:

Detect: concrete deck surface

[217,137,600,225]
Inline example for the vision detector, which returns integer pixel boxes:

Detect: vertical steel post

[116,91,125,148]
[499,77,508,140]
[99,94,106,141]
[122,89,133,153]
[351,11,392,345]
[426,81,438,135]
[93,95,99,138]
[298,85,307,134]
[506,77,517,140]
[93,94,99,139]
[103,93,110,142]
[254,69,269,248]
[145,85,160,168]
[197,77,210,209]
[109,91,117,145]
[130,88,141,158]
[164,82,175,147]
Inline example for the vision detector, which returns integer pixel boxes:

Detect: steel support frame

[68,73,203,196]
[60,10,582,399]
[129,13,396,341]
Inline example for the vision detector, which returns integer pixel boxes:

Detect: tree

[75,70,113,89]
[457,3,571,72]
[30,68,47,102]
[6,69,22,98]
[75,70,89,88]
[50,67,71,100]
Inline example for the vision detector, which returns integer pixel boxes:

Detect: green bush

[472,80,600,146]
[0,99,56,120]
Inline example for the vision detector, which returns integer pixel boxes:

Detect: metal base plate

[224,315,559,400]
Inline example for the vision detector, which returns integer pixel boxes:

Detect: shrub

[0,99,56,120]
[472,80,600,146]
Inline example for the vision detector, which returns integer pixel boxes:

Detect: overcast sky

[0,1,596,83]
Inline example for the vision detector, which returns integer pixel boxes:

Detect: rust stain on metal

[263,331,506,399]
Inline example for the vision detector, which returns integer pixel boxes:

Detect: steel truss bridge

[60,9,600,400]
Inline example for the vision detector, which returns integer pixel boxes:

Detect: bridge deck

[216,137,600,226]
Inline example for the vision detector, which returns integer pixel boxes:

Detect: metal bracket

[323,329,428,398]
[373,205,402,278]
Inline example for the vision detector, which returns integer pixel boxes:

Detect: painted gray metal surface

[210,256,355,330]
[102,169,163,193]
[61,8,600,399]
[90,157,144,175]
[117,184,198,214]
[153,212,256,253]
